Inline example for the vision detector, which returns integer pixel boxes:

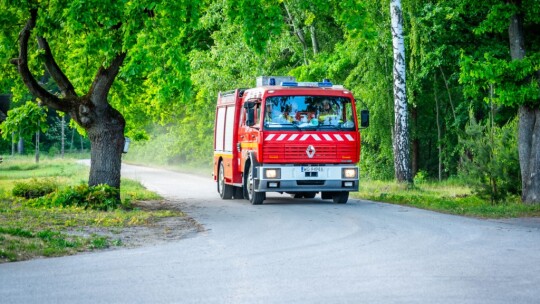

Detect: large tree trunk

[518,106,540,203]
[509,6,540,203]
[85,105,125,188]
[390,0,412,183]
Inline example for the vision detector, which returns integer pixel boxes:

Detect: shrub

[12,178,59,199]
[460,115,520,203]
[414,170,428,185]
[27,184,122,211]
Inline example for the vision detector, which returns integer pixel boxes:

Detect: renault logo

[306,145,316,158]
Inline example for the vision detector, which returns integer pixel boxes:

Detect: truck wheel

[244,162,264,205]
[218,162,233,199]
[333,192,349,204]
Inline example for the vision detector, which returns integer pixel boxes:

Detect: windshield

[263,96,356,130]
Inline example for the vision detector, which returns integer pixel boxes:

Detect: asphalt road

[1,163,540,304]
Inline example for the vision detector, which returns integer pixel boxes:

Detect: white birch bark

[390,0,412,182]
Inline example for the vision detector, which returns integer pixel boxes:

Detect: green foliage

[355,179,539,218]
[27,184,122,211]
[413,170,428,185]
[460,52,540,107]
[12,178,58,199]
[0,101,48,142]
[460,114,520,203]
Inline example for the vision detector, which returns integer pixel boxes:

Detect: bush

[414,170,428,185]
[460,115,520,203]
[27,184,122,211]
[12,178,59,199]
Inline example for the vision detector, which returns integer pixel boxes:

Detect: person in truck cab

[265,103,278,122]
[266,103,294,123]
[320,99,336,115]
[319,99,339,125]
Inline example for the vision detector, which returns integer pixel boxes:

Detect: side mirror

[360,110,369,128]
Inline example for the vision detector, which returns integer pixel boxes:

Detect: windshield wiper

[317,124,341,130]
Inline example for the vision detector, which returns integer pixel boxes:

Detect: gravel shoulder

[66,200,205,250]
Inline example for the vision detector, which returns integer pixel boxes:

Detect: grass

[0,155,183,263]
[354,179,540,218]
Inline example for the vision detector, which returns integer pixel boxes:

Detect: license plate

[301,166,324,172]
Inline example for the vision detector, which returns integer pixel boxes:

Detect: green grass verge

[0,156,183,263]
[353,179,540,218]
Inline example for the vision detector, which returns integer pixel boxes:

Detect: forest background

[1,0,539,203]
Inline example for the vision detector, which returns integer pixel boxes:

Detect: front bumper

[254,164,359,192]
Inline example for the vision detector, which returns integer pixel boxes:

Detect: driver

[319,99,337,124]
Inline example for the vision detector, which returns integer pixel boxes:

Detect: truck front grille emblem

[306,145,316,158]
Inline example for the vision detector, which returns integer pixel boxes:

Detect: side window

[215,107,226,151]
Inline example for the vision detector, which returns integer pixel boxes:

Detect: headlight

[342,168,358,179]
[264,168,281,179]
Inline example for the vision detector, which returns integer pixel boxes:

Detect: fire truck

[213,76,369,205]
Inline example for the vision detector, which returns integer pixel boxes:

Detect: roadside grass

[0,155,183,263]
[354,179,540,218]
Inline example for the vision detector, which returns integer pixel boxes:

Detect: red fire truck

[213,76,369,205]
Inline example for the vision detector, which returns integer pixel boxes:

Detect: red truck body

[213,76,366,204]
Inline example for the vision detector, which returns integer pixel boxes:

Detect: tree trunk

[283,2,308,65]
[11,132,15,156]
[70,127,75,152]
[35,129,39,164]
[17,132,24,154]
[438,66,457,122]
[310,25,319,56]
[509,6,540,203]
[411,107,419,177]
[434,75,442,182]
[518,107,540,203]
[61,115,65,158]
[85,104,125,188]
[390,0,412,183]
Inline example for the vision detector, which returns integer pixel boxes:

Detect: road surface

[1,163,540,303]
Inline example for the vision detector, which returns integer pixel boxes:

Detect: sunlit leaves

[224,0,284,54]
[0,101,48,142]
[460,52,540,107]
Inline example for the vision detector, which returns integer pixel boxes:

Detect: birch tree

[390,0,412,183]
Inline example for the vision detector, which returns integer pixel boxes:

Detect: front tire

[332,192,349,204]
[218,162,233,199]
[244,162,265,205]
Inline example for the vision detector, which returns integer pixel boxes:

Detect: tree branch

[37,37,77,98]
[12,9,70,112]
[88,52,127,106]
